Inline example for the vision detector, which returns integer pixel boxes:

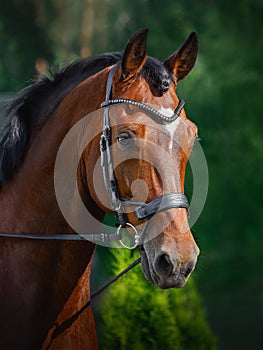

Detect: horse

[0,29,200,349]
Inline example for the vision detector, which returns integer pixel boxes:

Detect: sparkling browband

[101,98,185,123]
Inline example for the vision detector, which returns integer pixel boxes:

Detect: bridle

[99,64,189,248]
[0,64,189,247]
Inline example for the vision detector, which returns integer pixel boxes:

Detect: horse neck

[0,69,108,348]
[0,69,108,233]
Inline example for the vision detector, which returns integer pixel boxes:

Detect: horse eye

[116,132,134,147]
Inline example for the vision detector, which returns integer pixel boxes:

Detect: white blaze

[158,107,181,152]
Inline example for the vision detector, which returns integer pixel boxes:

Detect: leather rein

[0,64,189,248]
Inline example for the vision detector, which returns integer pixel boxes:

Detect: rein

[90,257,141,299]
[45,257,141,349]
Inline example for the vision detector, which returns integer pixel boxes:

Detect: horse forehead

[114,106,180,136]
[157,106,180,133]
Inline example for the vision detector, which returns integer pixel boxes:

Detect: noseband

[100,65,189,248]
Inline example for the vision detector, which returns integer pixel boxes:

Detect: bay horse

[0,29,200,349]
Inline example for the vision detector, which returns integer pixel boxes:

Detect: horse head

[87,29,200,289]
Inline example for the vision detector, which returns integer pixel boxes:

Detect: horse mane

[0,52,171,186]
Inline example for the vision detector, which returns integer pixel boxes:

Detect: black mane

[0,52,171,186]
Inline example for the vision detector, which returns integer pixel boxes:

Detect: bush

[99,249,216,350]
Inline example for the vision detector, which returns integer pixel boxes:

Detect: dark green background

[0,1,262,349]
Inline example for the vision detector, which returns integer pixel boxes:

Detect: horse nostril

[155,254,174,279]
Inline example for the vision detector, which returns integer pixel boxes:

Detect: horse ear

[121,28,148,79]
[164,32,199,81]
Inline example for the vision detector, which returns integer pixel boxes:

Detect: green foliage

[0,0,55,90]
[99,249,216,350]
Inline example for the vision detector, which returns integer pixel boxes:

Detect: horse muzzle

[140,231,199,289]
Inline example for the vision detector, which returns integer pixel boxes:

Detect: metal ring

[117,223,140,250]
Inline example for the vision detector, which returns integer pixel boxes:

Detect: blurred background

[0,1,262,349]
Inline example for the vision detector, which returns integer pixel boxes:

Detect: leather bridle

[99,65,189,248]
[0,64,189,247]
